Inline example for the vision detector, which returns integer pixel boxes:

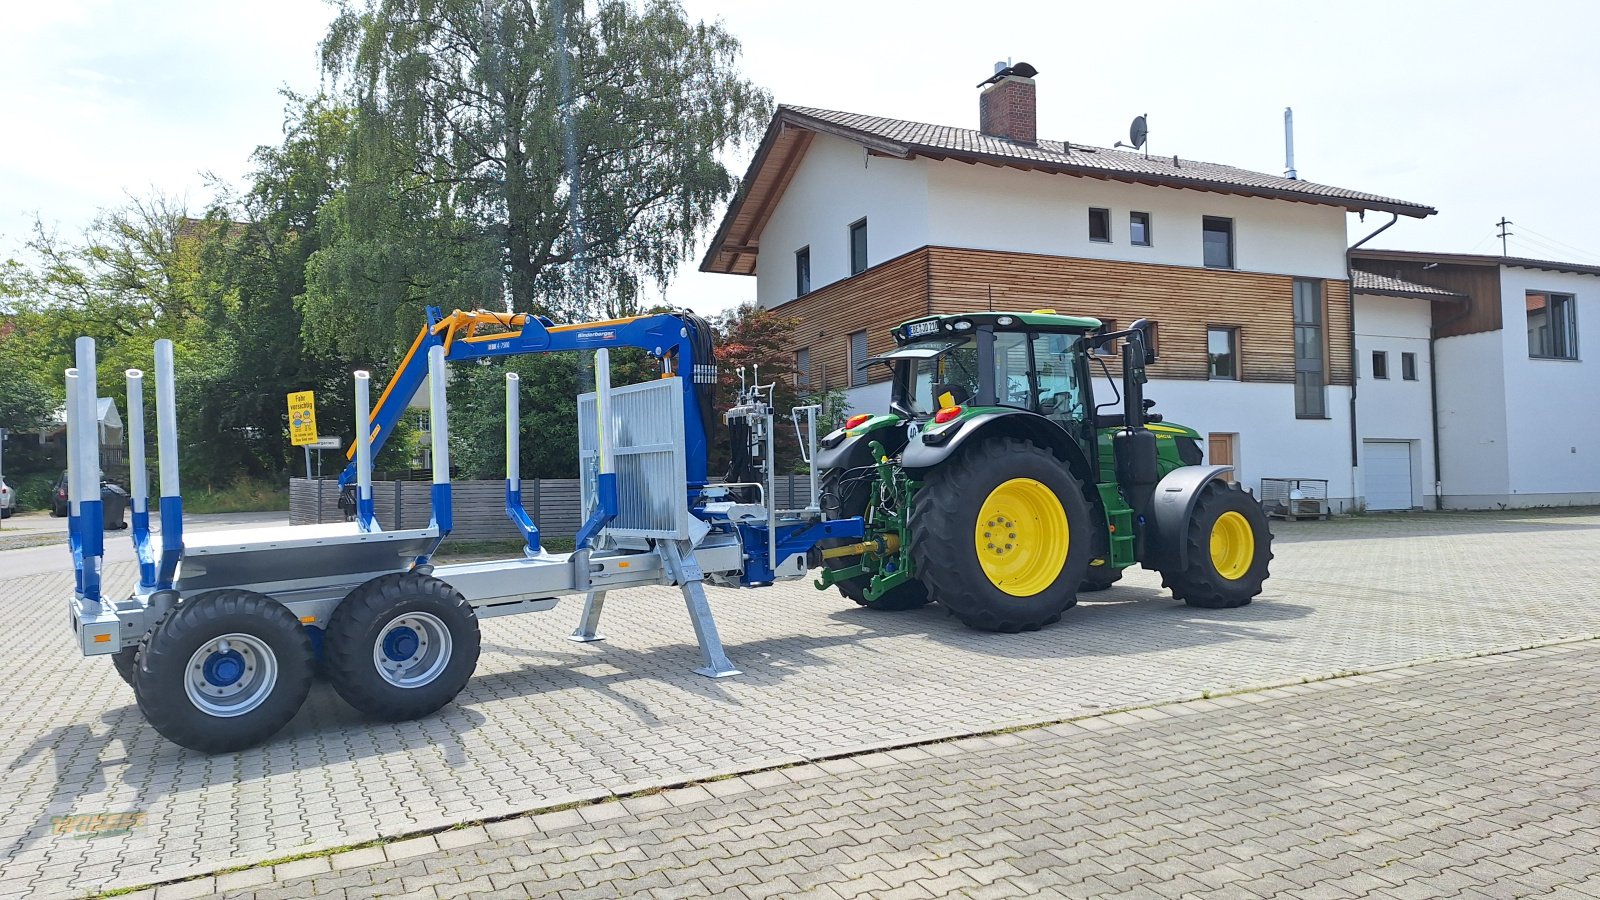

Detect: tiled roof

[1351,270,1466,299]
[702,105,1436,274]
[783,105,1436,218]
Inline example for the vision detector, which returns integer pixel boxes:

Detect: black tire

[111,646,138,686]
[1159,480,1274,609]
[910,437,1091,632]
[133,590,314,753]
[1079,567,1124,593]
[819,469,929,611]
[324,573,481,721]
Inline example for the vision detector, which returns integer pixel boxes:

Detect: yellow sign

[288,391,319,446]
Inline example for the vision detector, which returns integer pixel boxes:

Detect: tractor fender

[816,422,908,473]
[1148,464,1235,569]
[902,410,1096,488]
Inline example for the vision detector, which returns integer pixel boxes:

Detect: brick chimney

[978,61,1038,144]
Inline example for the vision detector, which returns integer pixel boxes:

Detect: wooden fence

[289,475,818,541]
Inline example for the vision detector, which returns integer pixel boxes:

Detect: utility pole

[1496,217,1514,257]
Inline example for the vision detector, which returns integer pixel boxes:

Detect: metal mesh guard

[578,378,689,539]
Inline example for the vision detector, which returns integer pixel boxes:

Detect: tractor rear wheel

[819,470,929,611]
[910,437,1090,632]
[1159,480,1273,608]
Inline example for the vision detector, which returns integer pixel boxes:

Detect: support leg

[661,541,740,678]
[568,590,608,643]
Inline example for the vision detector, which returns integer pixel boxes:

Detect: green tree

[313,0,771,329]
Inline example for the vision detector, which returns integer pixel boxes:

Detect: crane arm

[339,306,716,489]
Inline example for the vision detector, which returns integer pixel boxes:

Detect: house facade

[700,67,1438,511]
[1351,250,1599,508]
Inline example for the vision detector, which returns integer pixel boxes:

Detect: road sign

[288,391,319,447]
[308,436,343,450]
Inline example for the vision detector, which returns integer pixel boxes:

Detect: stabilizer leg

[568,590,608,643]
[661,541,740,678]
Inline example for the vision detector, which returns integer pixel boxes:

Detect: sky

[3,0,1597,317]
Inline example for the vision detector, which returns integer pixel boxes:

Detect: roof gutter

[1345,212,1399,499]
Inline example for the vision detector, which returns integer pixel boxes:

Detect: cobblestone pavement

[1,509,1597,897]
[169,640,1600,900]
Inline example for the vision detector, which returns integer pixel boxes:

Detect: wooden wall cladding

[771,247,931,388]
[769,245,1354,388]
[1350,257,1501,338]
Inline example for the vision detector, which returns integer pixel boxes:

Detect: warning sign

[287,391,319,446]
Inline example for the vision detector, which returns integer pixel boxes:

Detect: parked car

[0,479,13,518]
[47,470,128,528]
[50,471,69,517]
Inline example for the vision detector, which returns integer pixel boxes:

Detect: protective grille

[578,378,689,539]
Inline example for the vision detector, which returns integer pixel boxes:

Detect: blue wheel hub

[203,649,246,687]
[383,626,420,662]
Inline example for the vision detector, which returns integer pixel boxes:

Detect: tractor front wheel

[1159,480,1273,608]
[910,438,1090,632]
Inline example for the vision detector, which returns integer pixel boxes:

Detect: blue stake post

[153,339,184,590]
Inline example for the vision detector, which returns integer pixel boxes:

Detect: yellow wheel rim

[974,478,1069,597]
[1209,511,1255,580]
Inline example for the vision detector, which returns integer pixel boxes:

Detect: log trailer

[63,308,858,753]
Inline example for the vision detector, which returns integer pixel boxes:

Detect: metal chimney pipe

[1284,107,1298,180]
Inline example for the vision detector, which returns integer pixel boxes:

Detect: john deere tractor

[812,310,1272,633]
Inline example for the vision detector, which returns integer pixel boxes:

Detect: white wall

[1496,266,1600,504]
[1434,329,1511,507]
[1353,294,1437,507]
[755,133,930,310]
[924,160,1351,280]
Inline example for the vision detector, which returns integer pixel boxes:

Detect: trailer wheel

[819,469,929,611]
[1159,480,1273,609]
[324,573,480,721]
[134,590,313,753]
[111,646,138,686]
[910,437,1090,632]
[1079,567,1123,593]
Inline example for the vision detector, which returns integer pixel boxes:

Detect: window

[1207,327,1238,380]
[795,347,811,388]
[1527,291,1578,359]
[1094,319,1118,356]
[1371,350,1389,380]
[1130,211,1151,246]
[1034,333,1085,423]
[991,332,1033,408]
[1202,216,1234,269]
[849,219,868,275]
[1293,279,1326,418]
[795,246,810,297]
[1088,207,1111,243]
[848,330,868,387]
[1401,352,1417,381]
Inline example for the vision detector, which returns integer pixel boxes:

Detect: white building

[699,64,1536,512]
[1352,250,1599,508]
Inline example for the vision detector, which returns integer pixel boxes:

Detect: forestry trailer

[813,310,1273,632]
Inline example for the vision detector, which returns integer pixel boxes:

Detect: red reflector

[933,406,962,425]
[845,414,872,429]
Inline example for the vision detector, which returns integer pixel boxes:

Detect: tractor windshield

[883,337,981,417]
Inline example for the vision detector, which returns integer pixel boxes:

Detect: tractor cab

[868,311,1099,425]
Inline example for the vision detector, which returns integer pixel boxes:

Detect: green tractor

[812,310,1272,632]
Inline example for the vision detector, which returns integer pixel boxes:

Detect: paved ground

[1,508,1597,898]
[166,639,1600,900]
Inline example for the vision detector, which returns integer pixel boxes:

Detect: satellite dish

[1128,115,1147,149]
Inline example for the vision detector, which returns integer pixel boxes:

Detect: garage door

[1364,441,1414,511]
